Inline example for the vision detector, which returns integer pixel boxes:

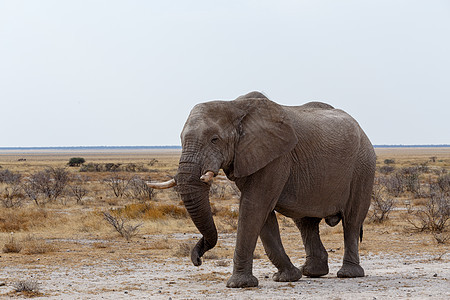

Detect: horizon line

[0,144,449,150]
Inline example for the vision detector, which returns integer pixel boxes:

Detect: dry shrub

[103,173,129,198]
[406,192,449,233]
[432,232,449,244]
[370,183,395,223]
[13,279,41,295]
[2,235,22,253]
[103,212,142,241]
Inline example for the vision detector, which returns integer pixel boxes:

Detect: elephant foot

[226,273,258,288]
[273,266,302,282]
[302,257,329,277]
[337,263,365,278]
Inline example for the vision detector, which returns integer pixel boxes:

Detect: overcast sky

[1,1,449,147]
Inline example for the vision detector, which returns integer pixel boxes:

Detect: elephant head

[148,92,298,266]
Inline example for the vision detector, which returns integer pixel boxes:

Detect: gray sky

[1,0,449,147]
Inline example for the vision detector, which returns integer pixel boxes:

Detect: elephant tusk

[146,178,176,189]
[200,171,215,183]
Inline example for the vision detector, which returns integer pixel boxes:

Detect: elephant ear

[233,98,298,178]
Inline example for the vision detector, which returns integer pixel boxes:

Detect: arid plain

[0,147,448,299]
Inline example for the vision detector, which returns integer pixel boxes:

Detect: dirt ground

[0,230,448,299]
[0,147,449,299]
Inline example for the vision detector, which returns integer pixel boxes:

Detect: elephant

[148,91,376,288]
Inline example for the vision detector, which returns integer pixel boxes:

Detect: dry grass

[0,208,57,232]
[113,202,188,220]
[21,235,55,254]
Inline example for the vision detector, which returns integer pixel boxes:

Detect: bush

[80,163,104,172]
[2,234,22,253]
[80,162,150,173]
[1,180,24,208]
[378,165,395,175]
[437,173,450,195]
[103,173,130,198]
[370,183,395,223]
[384,159,395,165]
[13,279,40,294]
[406,192,450,233]
[68,157,85,167]
[68,175,88,204]
[379,173,404,197]
[24,168,69,204]
[127,176,154,201]
[103,212,142,241]
[0,169,21,184]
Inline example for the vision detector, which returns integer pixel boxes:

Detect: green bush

[68,157,85,167]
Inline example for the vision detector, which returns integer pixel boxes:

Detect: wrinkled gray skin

[174,92,376,288]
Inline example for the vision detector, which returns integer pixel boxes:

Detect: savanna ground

[0,147,449,299]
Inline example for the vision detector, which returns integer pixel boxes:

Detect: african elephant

[148,91,376,288]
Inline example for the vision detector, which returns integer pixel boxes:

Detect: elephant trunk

[175,159,217,266]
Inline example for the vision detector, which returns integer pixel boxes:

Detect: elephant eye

[211,137,220,144]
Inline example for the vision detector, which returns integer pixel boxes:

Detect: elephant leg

[337,221,365,278]
[294,217,329,277]
[226,201,265,288]
[227,158,291,288]
[260,211,302,282]
[338,170,372,278]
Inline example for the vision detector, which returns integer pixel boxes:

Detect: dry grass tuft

[12,279,42,297]
[22,236,55,255]
[2,235,22,253]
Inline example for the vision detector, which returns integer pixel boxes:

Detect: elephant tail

[360,226,364,242]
